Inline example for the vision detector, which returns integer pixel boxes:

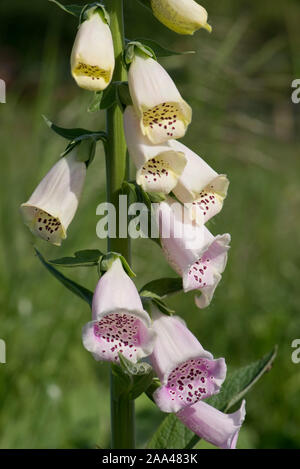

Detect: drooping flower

[177,399,246,449]
[155,198,230,308]
[171,140,229,224]
[20,149,86,246]
[82,258,155,363]
[123,106,187,193]
[128,54,192,144]
[150,309,246,449]
[150,308,226,413]
[150,0,212,35]
[70,7,115,91]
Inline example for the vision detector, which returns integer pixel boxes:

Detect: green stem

[105,0,135,449]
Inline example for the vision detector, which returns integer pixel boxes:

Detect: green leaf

[129,371,155,400]
[147,347,277,449]
[117,82,132,108]
[43,115,106,143]
[134,184,152,209]
[147,192,166,203]
[206,346,278,413]
[121,181,138,203]
[141,294,174,316]
[49,249,103,268]
[136,0,152,12]
[88,91,103,113]
[48,0,83,17]
[133,38,195,58]
[147,415,194,450]
[100,83,119,110]
[88,82,120,113]
[76,137,97,167]
[35,248,93,308]
[140,277,183,299]
[151,297,174,316]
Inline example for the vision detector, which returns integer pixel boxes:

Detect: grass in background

[0,0,299,448]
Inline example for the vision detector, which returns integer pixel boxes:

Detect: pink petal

[153,356,226,413]
[150,310,226,413]
[82,312,155,363]
[183,233,230,293]
[177,399,246,449]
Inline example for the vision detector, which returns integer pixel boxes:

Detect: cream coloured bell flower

[151,0,212,35]
[20,149,86,246]
[154,198,230,308]
[171,140,229,224]
[123,106,187,193]
[71,7,115,91]
[128,54,192,144]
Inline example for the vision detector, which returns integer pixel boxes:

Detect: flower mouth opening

[189,189,223,224]
[142,102,185,142]
[90,311,150,363]
[138,152,185,193]
[167,358,214,403]
[73,62,111,82]
[21,205,65,245]
[155,355,223,413]
[188,176,229,224]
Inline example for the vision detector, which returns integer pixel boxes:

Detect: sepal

[99,252,136,278]
[124,41,156,67]
[118,354,155,400]
[79,3,110,26]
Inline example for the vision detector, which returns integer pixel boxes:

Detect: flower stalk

[105,0,135,449]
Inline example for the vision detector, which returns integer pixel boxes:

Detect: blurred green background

[0,0,300,449]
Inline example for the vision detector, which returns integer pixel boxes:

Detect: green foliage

[136,0,151,12]
[35,248,93,307]
[206,347,278,413]
[140,277,183,299]
[88,82,132,113]
[50,249,102,268]
[48,0,83,17]
[87,91,103,113]
[141,293,175,316]
[147,347,277,449]
[133,38,195,58]
[43,115,106,143]
[140,278,183,315]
